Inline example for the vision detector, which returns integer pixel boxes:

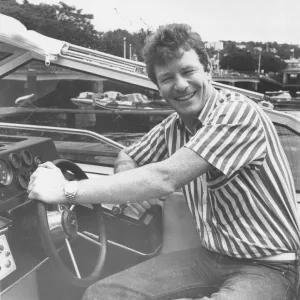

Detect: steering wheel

[36,159,107,287]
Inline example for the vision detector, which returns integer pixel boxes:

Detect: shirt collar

[175,86,221,131]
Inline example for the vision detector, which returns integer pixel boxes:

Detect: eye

[183,69,195,75]
[159,77,172,84]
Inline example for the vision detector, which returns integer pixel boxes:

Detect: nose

[173,76,189,92]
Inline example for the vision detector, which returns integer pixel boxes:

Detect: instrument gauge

[0,159,13,186]
[9,153,22,169]
[18,173,28,189]
[21,150,33,166]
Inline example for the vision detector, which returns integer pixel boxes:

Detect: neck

[181,116,198,133]
[180,86,218,133]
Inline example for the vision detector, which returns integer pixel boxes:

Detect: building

[281,58,300,94]
[205,41,224,51]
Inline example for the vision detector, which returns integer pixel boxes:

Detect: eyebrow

[182,65,195,70]
[157,72,173,81]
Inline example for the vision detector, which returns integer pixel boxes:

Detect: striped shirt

[125,88,300,259]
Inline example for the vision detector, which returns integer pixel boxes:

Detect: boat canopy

[0,13,266,100]
[0,14,68,65]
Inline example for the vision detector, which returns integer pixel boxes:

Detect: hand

[125,197,165,215]
[27,161,67,204]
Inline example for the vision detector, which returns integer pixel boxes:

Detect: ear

[156,83,163,97]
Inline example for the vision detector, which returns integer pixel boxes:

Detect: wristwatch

[64,181,79,205]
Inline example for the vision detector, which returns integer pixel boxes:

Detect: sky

[16,0,300,45]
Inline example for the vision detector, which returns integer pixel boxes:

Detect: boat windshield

[0,59,166,166]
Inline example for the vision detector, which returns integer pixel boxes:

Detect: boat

[263,91,300,112]
[265,90,292,101]
[0,13,299,300]
[71,90,172,112]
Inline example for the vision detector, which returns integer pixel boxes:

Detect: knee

[82,282,112,300]
[82,281,146,300]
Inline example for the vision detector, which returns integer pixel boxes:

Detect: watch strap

[64,181,79,205]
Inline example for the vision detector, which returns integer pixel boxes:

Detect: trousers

[82,247,298,300]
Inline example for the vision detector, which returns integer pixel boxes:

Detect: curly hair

[142,23,210,85]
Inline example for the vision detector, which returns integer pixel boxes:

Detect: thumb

[38,161,57,169]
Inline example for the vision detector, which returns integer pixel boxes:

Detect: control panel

[0,135,59,283]
[0,234,16,281]
[0,135,59,212]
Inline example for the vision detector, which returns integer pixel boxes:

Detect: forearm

[76,161,175,205]
[28,147,210,205]
[76,147,210,206]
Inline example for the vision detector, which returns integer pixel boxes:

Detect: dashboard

[0,135,59,292]
[0,135,163,299]
[0,135,59,212]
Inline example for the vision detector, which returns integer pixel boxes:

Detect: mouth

[174,91,197,102]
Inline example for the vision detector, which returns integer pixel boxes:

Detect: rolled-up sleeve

[185,100,267,178]
[124,120,169,166]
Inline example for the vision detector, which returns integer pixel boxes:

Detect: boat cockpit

[0,13,300,300]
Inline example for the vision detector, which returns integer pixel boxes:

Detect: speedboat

[0,13,299,300]
[71,90,172,112]
[265,90,292,101]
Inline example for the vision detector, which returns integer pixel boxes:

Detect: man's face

[154,49,211,118]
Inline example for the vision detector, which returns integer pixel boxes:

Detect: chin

[178,104,200,117]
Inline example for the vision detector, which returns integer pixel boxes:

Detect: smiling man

[29,24,300,300]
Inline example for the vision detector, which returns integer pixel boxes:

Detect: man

[28,23,299,299]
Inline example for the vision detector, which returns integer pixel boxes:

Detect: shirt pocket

[206,168,238,191]
[208,180,254,227]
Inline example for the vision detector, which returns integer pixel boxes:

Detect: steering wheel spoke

[65,238,81,278]
[77,231,102,247]
[36,158,107,287]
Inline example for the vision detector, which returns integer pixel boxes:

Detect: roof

[0,13,68,65]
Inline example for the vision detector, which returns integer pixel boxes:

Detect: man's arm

[28,147,211,205]
[114,150,138,174]
[114,150,155,213]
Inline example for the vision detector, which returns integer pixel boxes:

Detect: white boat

[265,90,292,101]
[71,91,172,112]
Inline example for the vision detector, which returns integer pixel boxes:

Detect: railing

[0,122,125,150]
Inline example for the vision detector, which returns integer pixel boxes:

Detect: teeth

[176,92,195,101]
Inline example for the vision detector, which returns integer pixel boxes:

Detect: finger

[147,198,157,206]
[123,205,139,216]
[127,203,144,215]
[158,196,166,202]
[147,198,165,206]
[27,190,32,199]
[28,166,45,182]
[139,200,151,210]
[38,161,57,169]
[156,197,166,206]
[27,188,37,200]
[28,171,38,186]
[131,202,146,213]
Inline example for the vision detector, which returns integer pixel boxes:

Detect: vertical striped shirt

[125,88,300,259]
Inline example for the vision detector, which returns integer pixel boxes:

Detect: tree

[259,52,286,73]
[1,0,151,60]
[100,29,131,57]
[220,51,256,72]
[1,0,102,48]
[132,28,153,60]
